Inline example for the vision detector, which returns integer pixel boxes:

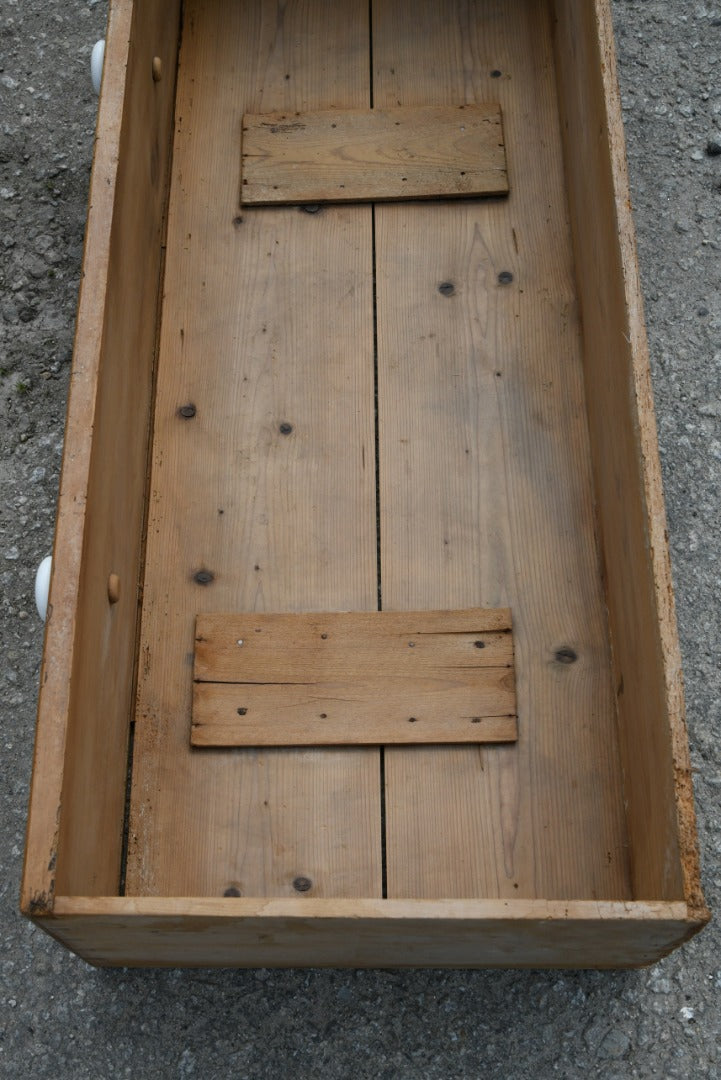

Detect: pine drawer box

[22,0,709,968]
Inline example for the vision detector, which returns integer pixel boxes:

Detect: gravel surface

[1,1,719,1077]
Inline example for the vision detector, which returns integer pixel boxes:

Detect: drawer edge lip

[552,0,708,919]
[593,0,707,921]
[21,0,137,917]
[49,896,699,923]
[34,896,708,969]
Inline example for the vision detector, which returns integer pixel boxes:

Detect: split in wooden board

[192,609,517,746]
[240,105,508,205]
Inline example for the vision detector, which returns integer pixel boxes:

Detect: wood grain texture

[374,0,631,901]
[193,684,517,746]
[551,0,708,919]
[125,0,382,899]
[40,896,703,969]
[194,609,514,679]
[192,609,516,746]
[22,0,182,913]
[241,104,508,204]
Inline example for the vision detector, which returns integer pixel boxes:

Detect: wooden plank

[374,0,632,901]
[241,104,508,204]
[39,897,703,969]
[126,0,382,899]
[22,0,182,914]
[551,0,708,919]
[194,609,514,680]
[191,609,516,746]
[193,684,517,746]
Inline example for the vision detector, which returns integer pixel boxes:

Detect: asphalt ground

[1,2,719,1076]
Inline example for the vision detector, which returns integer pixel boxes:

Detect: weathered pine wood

[22,0,182,913]
[194,609,514,679]
[40,897,704,969]
[241,104,508,204]
[374,0,631,901]
[193,684,517,746]
[24,0,709,970]
[192,609,516,746]
[551,0,708,920]
[125,0,383,899]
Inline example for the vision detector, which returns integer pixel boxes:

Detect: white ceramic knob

[35,556,52,621]
[91,40,105,96]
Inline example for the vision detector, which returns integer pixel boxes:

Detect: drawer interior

[112,0,630,902]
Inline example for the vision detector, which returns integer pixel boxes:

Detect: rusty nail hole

[438,281,455,297]
[232,215,243,228]
[237,707,248,716]
[498,271,514,285]
[193,569,214,586]
[152,56,163,82]
[107,573,120,605]
[555,646,578,665]
[279,422,293,435]
[179,404,196,419]
[474,640,486,649]
[320,713,327,719]
[408,641,416,647]
[293,876,312,893]
[491,69,502,78]
[320,633,328,640]
[408,717,418,723]
[302,204,322,214]
[224,886,241,897]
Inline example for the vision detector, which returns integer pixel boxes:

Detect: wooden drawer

[22,0,709,967]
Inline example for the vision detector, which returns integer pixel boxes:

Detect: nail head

[107,573,120,605]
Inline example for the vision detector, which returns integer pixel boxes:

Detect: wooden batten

[191,609,517,747]
[240,104,508,204]
[550,0,708,920]
[21,0,182,912]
